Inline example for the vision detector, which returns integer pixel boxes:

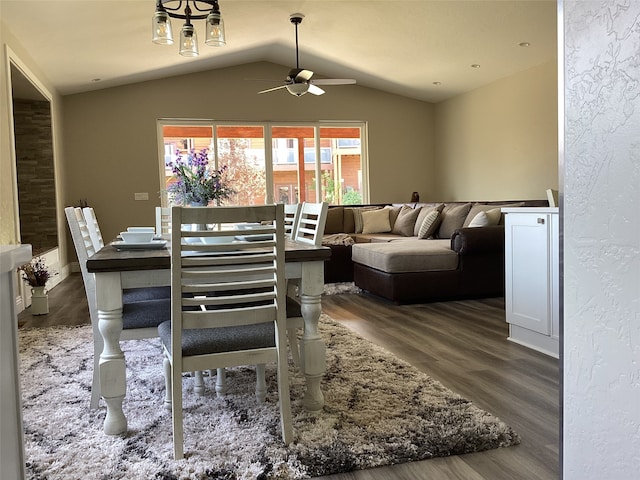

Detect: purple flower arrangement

[166,148,235,206]
[18,257,50,287]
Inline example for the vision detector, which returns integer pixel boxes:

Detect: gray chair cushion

[157,320,275,357]
[123,298,171,329]
[123,286,171,303]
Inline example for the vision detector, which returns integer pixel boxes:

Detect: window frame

[157,119,369,206]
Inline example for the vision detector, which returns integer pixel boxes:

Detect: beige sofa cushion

[386,205,402,230]
[325,207,344,234]
[437,203,472,239]
[392,205,422,236]
[352,239,458,273]
[361,208,391,234]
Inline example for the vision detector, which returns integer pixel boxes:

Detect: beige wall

[3,41,558,271]
[61,61,436,248]
[433,61,558,201]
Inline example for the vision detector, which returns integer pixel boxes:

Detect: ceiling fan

[257,14,356,97]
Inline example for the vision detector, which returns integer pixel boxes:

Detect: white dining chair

[81,206,171,303]
[155,206,172,236]
[286,201,328,367]
[65,207,171,409]
[159,204,291,459]
[290,202,328,246]
[284,203,301,238]
[82,207,104,250]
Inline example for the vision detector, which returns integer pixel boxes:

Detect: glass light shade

[179,24,199,57]
[205,12,226,46]
[152,10,174,45]
[286,83,309,97]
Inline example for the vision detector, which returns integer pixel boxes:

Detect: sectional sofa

[322,200,547,303]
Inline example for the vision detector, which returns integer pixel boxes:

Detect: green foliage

[342,189,362,205]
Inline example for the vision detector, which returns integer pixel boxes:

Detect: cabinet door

[505,213,551,334]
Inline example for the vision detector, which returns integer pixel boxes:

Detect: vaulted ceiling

[1,0,557,103]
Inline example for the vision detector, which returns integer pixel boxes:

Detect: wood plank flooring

[18,274,559,479]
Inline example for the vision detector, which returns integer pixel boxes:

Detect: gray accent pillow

[392,205,422,236]
[437,203,472,239]
[417,210,441,239]
[413,203,445,236]
[353,209,365,233]
[386,206,402,230]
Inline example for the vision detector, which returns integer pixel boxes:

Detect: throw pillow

[391,205,422,236]
[463,202,525,227]
[417,210,441,239]
[324,207,344,234]
[484,208,502,225]
[467,207,504,227]
[436,203,472,239]
[353,208,365,234]
[413,203,445,236]
[386,205,402,230]
[467,211,490,227]
[361,208,391,234]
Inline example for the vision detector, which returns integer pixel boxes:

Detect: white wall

[563,1,640,478]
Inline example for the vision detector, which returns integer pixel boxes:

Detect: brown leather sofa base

[353,225,506,304]
[324,244,354,283]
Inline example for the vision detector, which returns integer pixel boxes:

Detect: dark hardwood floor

[18,274,560,480]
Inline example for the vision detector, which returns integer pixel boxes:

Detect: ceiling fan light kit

[152,0,226,56]
[256,13,356,97]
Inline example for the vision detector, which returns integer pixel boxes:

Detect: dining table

[86,237,331,435]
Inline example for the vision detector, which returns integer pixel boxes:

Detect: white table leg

[298,261,326,412]
[95,272,127,435]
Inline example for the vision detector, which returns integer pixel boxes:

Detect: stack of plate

[113,227,167,250]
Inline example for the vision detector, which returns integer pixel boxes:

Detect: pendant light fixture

[152,0,226,56]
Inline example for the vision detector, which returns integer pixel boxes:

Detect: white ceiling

[2,0,557,103]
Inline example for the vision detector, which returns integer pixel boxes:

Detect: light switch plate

[134,192,149,201]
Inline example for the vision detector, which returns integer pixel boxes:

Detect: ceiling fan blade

[246,78,285,83]
[311,78,357,86]
[258,85,287,94]
[294,69,314,82]
[308,84,325,96]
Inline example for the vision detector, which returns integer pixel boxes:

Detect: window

[157,120,368,206]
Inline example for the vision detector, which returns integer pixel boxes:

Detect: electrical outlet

[134,192,149,201]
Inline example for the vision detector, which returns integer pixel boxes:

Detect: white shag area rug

[19,314,519,479]
[322,282,362,296]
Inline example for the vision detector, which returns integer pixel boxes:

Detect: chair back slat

[284,203,301,238]
[291,202,328,246]
[171,205,285,334]
[156,207,171,236]
[82,207,104,251]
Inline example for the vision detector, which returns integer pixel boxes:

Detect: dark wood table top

[87,239,331,273]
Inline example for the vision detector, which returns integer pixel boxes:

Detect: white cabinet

[502,207,559,357]
[1,244,32,480]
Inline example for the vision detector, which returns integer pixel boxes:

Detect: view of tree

[217,138,267,205]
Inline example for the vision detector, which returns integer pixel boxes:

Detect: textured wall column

[563,1,640,477]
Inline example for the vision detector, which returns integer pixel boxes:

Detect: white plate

[112,240,167,250]
[235,234,273,242]
[236,223,263,230]
[117,234,163,240]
